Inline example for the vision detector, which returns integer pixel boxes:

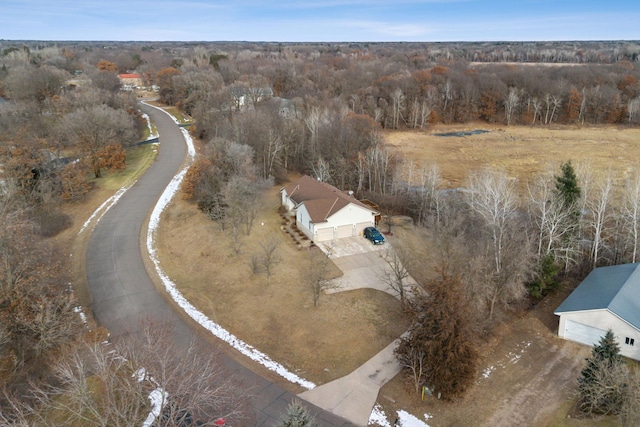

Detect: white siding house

[555,263,640,361]
[281,176,378,243]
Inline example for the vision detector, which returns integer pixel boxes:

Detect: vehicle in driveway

[363,226,385,245]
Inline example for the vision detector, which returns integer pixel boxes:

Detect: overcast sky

[1,0,638,42]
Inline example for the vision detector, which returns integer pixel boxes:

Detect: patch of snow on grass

[79,185,132,234]
[179,127,196,157]
[141,113,158,139]
[145,110,315,391]
[73,306,87,325]
[369,406,432,427]
[397,410,431,427]
[482,365,495,379]
[509,341,532,364]
[134,366,168,427]
[368,404,391,427]
[142,388,168,427]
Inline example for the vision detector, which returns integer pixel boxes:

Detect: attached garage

[354,221,371,236]
[562,319,608,347]
[314,227,334,242]
[335,224,353,239]
[555,263,640,361]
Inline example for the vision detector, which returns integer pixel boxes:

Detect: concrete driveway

[316,236,418,295]
[302,236,417,425]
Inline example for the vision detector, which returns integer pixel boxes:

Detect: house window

[625,337,635,346]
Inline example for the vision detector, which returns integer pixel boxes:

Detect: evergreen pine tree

[555,161,581,209]
[276,399,318,427]
[527,254,560,299]
[579,329,626,415]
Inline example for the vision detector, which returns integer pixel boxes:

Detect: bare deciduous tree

[379,248,411,306]
[528,170,579,263]
[223,175,266,236]
[466,168,532,320]
[259,236,281,286]
[390,89,405,129]
[504,87,519,125]
[61,104,137,178]
[4,322,253,427]
[467,168,518,274]
[622,168,640,262]
[584,173,614,268]
[306,247,339,307]
[394,338,426,394]
[304,106,326,157]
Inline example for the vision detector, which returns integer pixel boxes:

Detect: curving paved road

[85,103,354,426]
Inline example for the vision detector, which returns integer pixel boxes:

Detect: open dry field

[380,124,637,426]
[385,123,640,188]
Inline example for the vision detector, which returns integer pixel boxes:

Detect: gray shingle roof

[555,263,640,330]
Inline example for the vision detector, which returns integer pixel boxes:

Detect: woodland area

[1,40,640,424]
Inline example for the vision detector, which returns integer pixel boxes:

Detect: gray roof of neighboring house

[555,263,640,330]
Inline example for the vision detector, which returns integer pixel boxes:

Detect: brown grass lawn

[385,123,640,189]
[154,186,410,386]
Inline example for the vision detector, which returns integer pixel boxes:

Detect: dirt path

[478,316,589,427]
[376,289,592,427]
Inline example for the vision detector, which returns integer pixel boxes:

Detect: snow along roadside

[143,103,316,390]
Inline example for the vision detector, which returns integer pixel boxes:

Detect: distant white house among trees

[118,73,143,90]
[281,175,378,242]
[555,263,640,361]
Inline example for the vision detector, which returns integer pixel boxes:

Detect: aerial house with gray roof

[555,263,640,361]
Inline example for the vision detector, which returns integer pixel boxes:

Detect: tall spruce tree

[578,329,626,415]
[555,161,581,210]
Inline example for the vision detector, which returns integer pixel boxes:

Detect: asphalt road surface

[85,102,354,426]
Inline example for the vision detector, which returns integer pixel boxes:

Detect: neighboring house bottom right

[555,262,640,361]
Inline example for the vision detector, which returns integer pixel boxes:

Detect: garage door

[564,319,608,347]
[314,227,334,242]
[335,224,353,239]
[354,222,371,236]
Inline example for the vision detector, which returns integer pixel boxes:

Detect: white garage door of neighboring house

[354,222,371,236]
[315,227,334,242]
[564,319,608,347]
[335,224,353,239]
